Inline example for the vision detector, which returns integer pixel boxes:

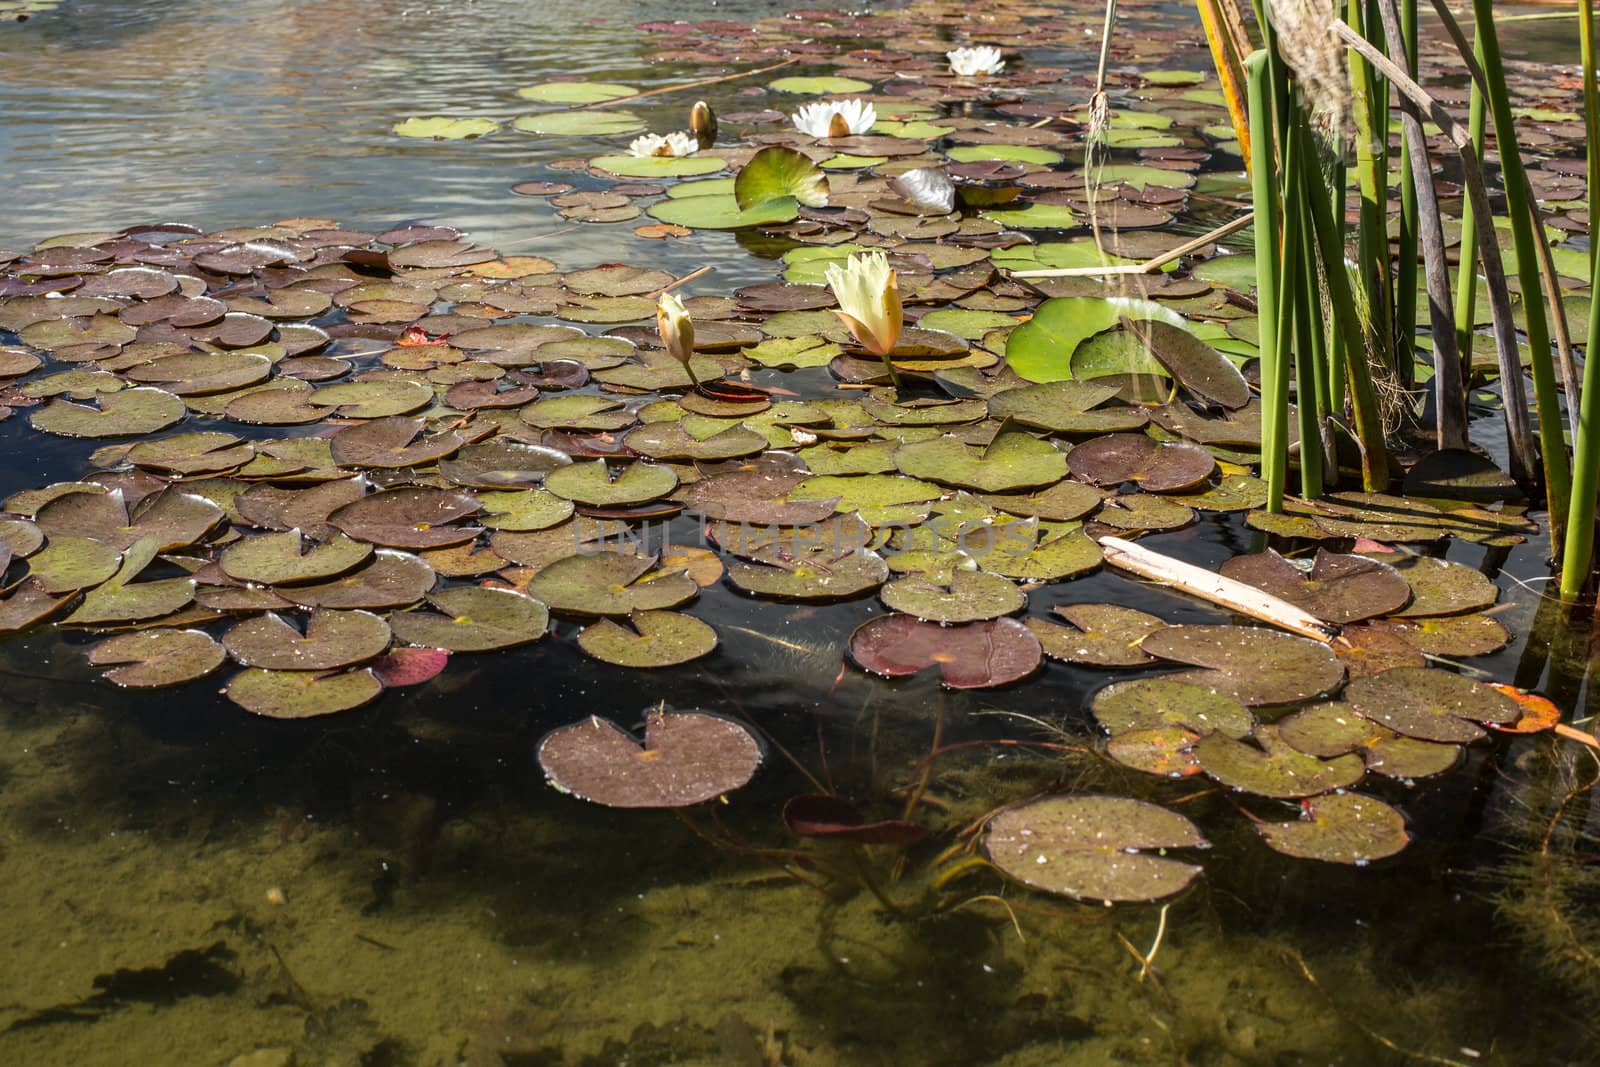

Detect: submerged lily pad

[1194,724,1367,797]
[983,795,1206,903]
[388,585,550,652]
[537,706,764,808]
[1257,792,1410,865]
[1218,549,1410,625]
[849,614,1041,689]
[86,629,226,688]
[1343,667,1520,742]
[225,667,384,718]
[576,611,718,668]
[1141,625,1345,705]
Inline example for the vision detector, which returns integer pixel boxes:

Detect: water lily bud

[823,251,904,387]
[689,100,717,150]
[656,291,697,385]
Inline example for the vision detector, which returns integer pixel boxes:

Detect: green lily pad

[87,629,226,689]
[986,380,1145,434]
[1257,792,1410,865]
[1343,667,1521,742]
[1027,603,1167,667]
[743,335,844,369]
[769,75,873,94]
[1122,318,1250,409]
[850,614,1041,688]
[1005,297,1185,383]
[879,569,1025,622]
[1091,493,1196,532]
[528,551,698,616]
[388,585,551,652]
[978,480,1104,522]
[279,549,437,610]
[1141,625,1345,706]
[30,387,186,438]
[63,537,195,625]
[1218,549,1411,625]
[590,154,727,179]
[946,144,1062,165]
[521,394,636,432]
[648,191,799,229]
[220,530,373,585]
[516,81,638,104]
[1195,724,1367,797]
[393,116,499,139]
[623,421,767,461]
[1090,678,1254,737]
[859,390,987,426]
[1365,613,1510,656]
[984,795,1206,903]
[1169,474,1268,512]
[727,543,890,600]
[123,352,274,396]
[225,667,384,718]
[1105,726,1204,778]
[537,707,763,808]
[477,488,575,532]
[735,145,829,210]
[788,473,944,524]
[223,610,392,670]
[126,431,255,475]
[1387,555,1499,617]
[893,432,1068,493]
[24,536,122,593]
[513,109,644,136]
[1277,702,1461,780]
[576,611,718,667]
[544,460,679,507]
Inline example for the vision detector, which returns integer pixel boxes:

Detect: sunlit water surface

[2,2,1599,1065]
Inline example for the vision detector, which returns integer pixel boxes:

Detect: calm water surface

[2,2,1599,1065]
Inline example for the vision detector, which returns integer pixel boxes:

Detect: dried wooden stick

[1008,211,1255,279]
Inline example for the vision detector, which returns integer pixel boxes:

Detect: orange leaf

[1485,682,1561,734]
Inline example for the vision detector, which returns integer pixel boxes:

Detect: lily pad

[983,795,1206,903]
[0,578,71,633]
[279,549,437,610]
[393,116,499,139]
[388,585,550,652]
[537,706,764,807]
[329,487,484,549]
[516,81,638,104]
[591,154,727,179]
[527,551,697,616]
[1343,667,1521,742]
[726,544,890,600]
[220,530,373,585]
[1257,792,1410,865]
[1141,625,1345,705]
[894,432,1068,493]
[23,536,122,593]
[1091,678,1254,737]
[513,109,643,136]
[222,610,392,670]
[1365,613,1510,657]
[1276,702,1461,779]
[544,459,678,507]
[62,537,194,625]
[1218,549,1410,625]
[34,487,223,552]
[1194,724,1367,797]
[1387,555,1498,617]
[769,75,874,94]
[87,629,227,688]
[1068,433,1215,493]
[1105,726,1204,778]
[879,569,1025,623]
[576,611,718,668]
[1005,296,1185,383]
[1027,604,1167,667]
[329,416,465,469]
[849,614,1041,689]
[225,667,384,718]
[648,191,798,230]
[986,380,1145,434]
[30,387,186,438]
[1122,318,1250,409]
[735,146,829,210]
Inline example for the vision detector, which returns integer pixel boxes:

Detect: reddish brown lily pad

[537,706,764,808]
[222,610,392,670]
[1067,433,1215,492]
[782,794,928,845]
[1343,667,1521,742]
[848,614,1041,689]
[1141,625,1345,706]
[329,487,485,549]
[1218,549,1411,625]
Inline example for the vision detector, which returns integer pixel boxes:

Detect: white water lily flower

[627,131,699,158]
[790,98,877,139]
[824,252,903,388]
[947,45,1006,76]
[656,292,697,384]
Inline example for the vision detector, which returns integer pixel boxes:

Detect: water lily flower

[657,291,697,385]
[824,251,903,386]
[791,98,877,139]
[689,100,717,150]
[628,131,699,158]
[947,45,1006,76]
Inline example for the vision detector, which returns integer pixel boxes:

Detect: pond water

[2,1,1600,1065]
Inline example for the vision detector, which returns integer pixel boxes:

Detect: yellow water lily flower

[824,251,903,386]
[656,291,697,385]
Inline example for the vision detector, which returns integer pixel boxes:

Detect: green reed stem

[1292,170,1326,497]
[1452,25,1487,364]
[1347,0,1395,386]
[1326,157,1348,414]
[1247,49,1287,511]
[1470,0,1570,544]
[1394,0,1420,381]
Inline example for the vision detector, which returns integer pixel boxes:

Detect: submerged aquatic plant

[627,130,698,158]
[823,251,903,387]
[947,45,1005,76]
[790,98,876,138]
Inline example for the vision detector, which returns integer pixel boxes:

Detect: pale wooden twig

[578,57,801,109]
[649,264,713,297]
[1008,211,1255,279]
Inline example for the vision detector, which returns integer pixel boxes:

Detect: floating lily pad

[735,146,829,210]
[220,530,373,585]
[1257,792,1410,865]
[1387,555,1498,617]
[1343,667,1521,742]
[894,432,1068,493]
[1105,726,1204,778]
[222,610,392,670]
[537,706,764,808]
[0,578,71,633]
[978,480,1104,522]
[985,380,1145,434]
[439,440,573,489]
[591,154,727,179]
[34,487,223,552]
[649,191,799,229]
[516,81,638,104]
[769,75,874,94]
[87,629,226,688]
[329,416,465,469]
[1330,625,1428,678]
[879,569,1025,622]
[329,487,484,549]
[1141,625,1345,705]
[477,488,575,532]
[623,421,767,461]
[576,611,718,667]
[1005,297,1185,383]
[849,614,1041,689]
[1218,549,1410,625]
[1194,724,1366,797]
[1091,678,1254,737]
[1068,433,1215,493]
[62,537,195,625]
[23,536,122,593]
[527,551,697,616]
[1122,318,1249,409]
[1402,450,1520,504]
[513,109,644,136]
[126,431,255,475]
[1276,701,1461,779]
[225,667,384,718]
[393,116,499,139]
[727,544,890,600]
[685,469,840,525]
[388,585,550,652]
[30,387,186,438]
[1027,604,1166,667]
[544,459,678,506]
[279,549,437,610]
[1365,613,1510,656]
[370,647,450,687]
[983,795,1206,903]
